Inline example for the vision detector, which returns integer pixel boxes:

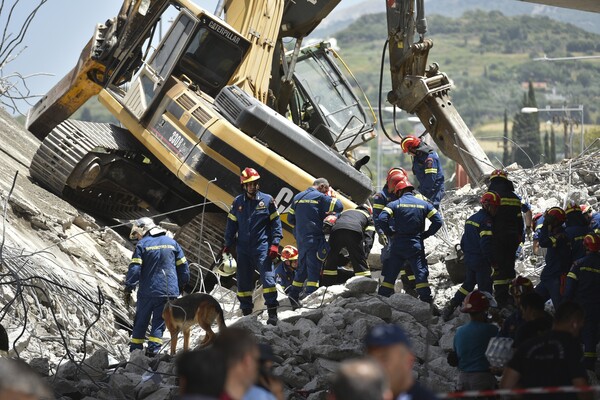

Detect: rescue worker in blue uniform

[487,169,525,308]
[287,178,342,306]
[535,206,570,309]
[274,245,298,294]
[378,178,443,304]
[565,201,592,262]
[373,168,418,295]
[321,204,376,286]
[401,135,445,209]
[442,191,500,321]
[223,167,282,325]
[564,233,600,371]
[124,217,189,356]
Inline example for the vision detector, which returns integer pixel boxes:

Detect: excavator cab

[289,42,376,153]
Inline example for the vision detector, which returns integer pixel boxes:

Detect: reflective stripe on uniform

[466,220,480,228]
[480,230,492,237]
[270,211,279,221]
[263,287,277,293]
[493,279,511,286]
[567,272,578,280]
[237,290,253,297]
[500,198,521,206]
[373,204,385,210]
[130,338,145,344]
[459,286,469,295]
[415,282,429,289]
[322,270,338,276]
[228,213,237,221]
[407,275,415,281]
[365,226,375,231]
[398,203,425,209]
[148,336,162,344]
[145,244,176,251]
[581,267,600,274]
[381,281,395,289]
[329,199,337,213]
[131,258,142,265]
[176,257,187,266]
[382,207,394,215]
[424,168,438,174]
[292,281,304,287]
[355,271,371,277]
[307,281,319,287]
[427,209,438,218]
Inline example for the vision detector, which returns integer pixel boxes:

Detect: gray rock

[273,364,311,388]
[135,372,162,399]
[81,349,109,380]
[387,293,433,323]
[55,360,78,380]
[125,350,150,374]
[344,276,378,294]
[306,390,328,400]
[141,387,177,400]
[294,318,318,338]
[344,297,392,321]
[52,378,80,397]
[109,373,137,395]
[30,357,50,376]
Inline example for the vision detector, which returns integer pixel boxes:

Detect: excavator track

[30,120,149,220]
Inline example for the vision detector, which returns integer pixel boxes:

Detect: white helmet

[129,217,156,239]
[214,253,237,277]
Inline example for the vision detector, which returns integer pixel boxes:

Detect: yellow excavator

[25,0,493,276]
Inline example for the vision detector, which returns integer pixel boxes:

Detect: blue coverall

[565,209,592,262]
[224,191,282,313]
[489,179,524,305]
[535,221,571,308]
[373,187,417,287]
[125,231,189,354]
[377,191,443,302]
[449,208,494,307]
[274,262,295,294]
[565,251,600,370]
[591,213,600,234]
[412,150,445,208]
[287,187,342,301]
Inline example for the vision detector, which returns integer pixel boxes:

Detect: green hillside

[336,11,600,128]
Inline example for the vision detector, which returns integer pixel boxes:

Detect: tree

[543,130,550,163]
[511,81,541,167]
[0,0,50,114]
[550,124,556,163]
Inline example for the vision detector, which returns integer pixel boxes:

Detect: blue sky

[2,0,218,115]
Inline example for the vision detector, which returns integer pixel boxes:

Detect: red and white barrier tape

[439,385,599,398]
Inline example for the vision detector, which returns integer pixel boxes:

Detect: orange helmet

[584,234,600,252]
[280,245,299,261]
[460,290,490,313]
[545,207,566,225]
[387,167,407,180]
[387,171,408,192]
[490,169,508,180]
[509,276,534,297]
[394,179,414,195]
[400,135,421,153]
[480,191,501,207]
[240,167,260,184]
[580,205,592,215]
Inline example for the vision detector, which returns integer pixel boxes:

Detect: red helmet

[387,167,407,180]
[580,205,592,215]
[240,167,260,184]
[532,212,544,224]
[281,245,299,261]
[490,169,508,180]
[323,214,338,234]
[565,201,582,215]
[545,207,566,225]
[584,234,600,252]
[480,191,501,207]
[460,290,490,313]
[394,179,414,195]
[400,135,421,153]
[509,276,534,297]
[387,172,408,192]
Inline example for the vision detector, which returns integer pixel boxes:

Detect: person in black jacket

[320,204,376,286]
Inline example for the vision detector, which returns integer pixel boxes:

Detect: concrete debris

[0,102,598,398]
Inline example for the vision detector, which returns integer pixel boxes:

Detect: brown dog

[162,293,226,355]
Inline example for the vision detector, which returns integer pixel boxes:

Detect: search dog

[162,293,226,355]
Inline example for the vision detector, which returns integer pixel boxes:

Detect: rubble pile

[0,99,598,399]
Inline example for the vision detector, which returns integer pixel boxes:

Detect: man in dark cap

[364,324,439,399]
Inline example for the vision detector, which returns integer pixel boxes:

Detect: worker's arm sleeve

[378,207,394,236]
[125,244,143,290]
[224,201,239,247]
[372,194,387,234]
[564,263,579,301]
[287,201,296,227]
[423,206,443,239]
[175,242,190,287]
[537,223,556,248]
[333,199,343,215]
[479,217,494,263]
[269,198,283,246]
[420,157,439,199]
[363,216,376,251]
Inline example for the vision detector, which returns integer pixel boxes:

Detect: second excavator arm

[385,0,494,184]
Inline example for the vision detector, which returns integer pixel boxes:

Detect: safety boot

[441,301,458,322]
[267,308,278,326]
[289,297,302,311]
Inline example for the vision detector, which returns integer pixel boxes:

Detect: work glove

[122,288,132,307]
[268,244,279,260]
[378,233,388,247]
